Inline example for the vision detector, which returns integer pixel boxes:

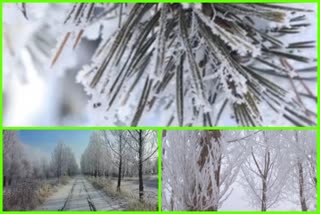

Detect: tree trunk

[261,178,267,211]
[194,130,221,211]
[117,137,123,192]
[122,159,126,178]
[170,189,174,210]
[298,161,308,211]
[138,131,144,201]
[117,156,122,192]
[117,157,122,192]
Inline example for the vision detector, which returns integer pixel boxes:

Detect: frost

[194,9,261,57]
[3,3,317,126]
[84,22,101,40]
[163,130,317,211]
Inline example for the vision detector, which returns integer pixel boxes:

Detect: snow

[110,176,158,203]
[2,3,317,126]
[36,179,74,211]
[163,130,317,211]
[36,176,127,211]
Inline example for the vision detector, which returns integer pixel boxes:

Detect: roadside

[88,175,158,211]
[3,176,70,211]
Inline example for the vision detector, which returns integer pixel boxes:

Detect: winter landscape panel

[162,130,317,211]
[3,130,158,211]
[3,3,317,126]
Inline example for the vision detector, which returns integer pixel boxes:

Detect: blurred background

[3,3,98,126]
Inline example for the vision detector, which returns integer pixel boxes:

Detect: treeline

[3,130,79,210]
[4,130,79,186]
[81,130,158,200]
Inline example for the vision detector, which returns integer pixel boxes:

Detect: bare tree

[163,130,243,211]
[294,131,308,211]
[240,131,288,211]
[127,130,157,201]
[282,130,317,211]
[102,130,128,192]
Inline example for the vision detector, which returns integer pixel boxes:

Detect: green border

[1,0,319,213]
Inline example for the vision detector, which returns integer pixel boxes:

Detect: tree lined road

[36,176,127,211]
[4,130,158,211]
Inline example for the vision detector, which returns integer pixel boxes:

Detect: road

[36,176,127,211]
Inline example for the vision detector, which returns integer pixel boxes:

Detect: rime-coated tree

[240,131,289,211]
[163,130,316,211]
[4,3,317,126]
[3,131,53,186]
[282,131,317,211]
[81,130,158,196]
[51,142,78,181]
[102,130,128,192]
[51,142,65,180]
[127,130,157,201]
[3,130,24,186]
[163,130,244,211]
[293,131,308,211]
[81,131,112,177]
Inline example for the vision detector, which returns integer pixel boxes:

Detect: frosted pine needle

[13,3,318,126]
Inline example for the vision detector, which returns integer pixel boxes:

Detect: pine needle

[51,32,71,67]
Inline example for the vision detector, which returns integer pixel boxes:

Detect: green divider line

[157,129,162,212]
[0,131,3,212]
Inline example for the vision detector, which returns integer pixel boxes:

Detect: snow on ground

[36,176,127,211]
[110,175,158,203]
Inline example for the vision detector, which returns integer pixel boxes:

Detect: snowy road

[36,176,127,211]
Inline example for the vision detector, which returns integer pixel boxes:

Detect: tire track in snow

[36,176,127,211]
[59,178,78,211]
[82,179,96,211]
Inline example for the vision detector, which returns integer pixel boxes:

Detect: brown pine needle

[51,32,71,68]
[72,29,84,50]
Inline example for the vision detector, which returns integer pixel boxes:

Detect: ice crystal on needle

[6,3,317,126]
